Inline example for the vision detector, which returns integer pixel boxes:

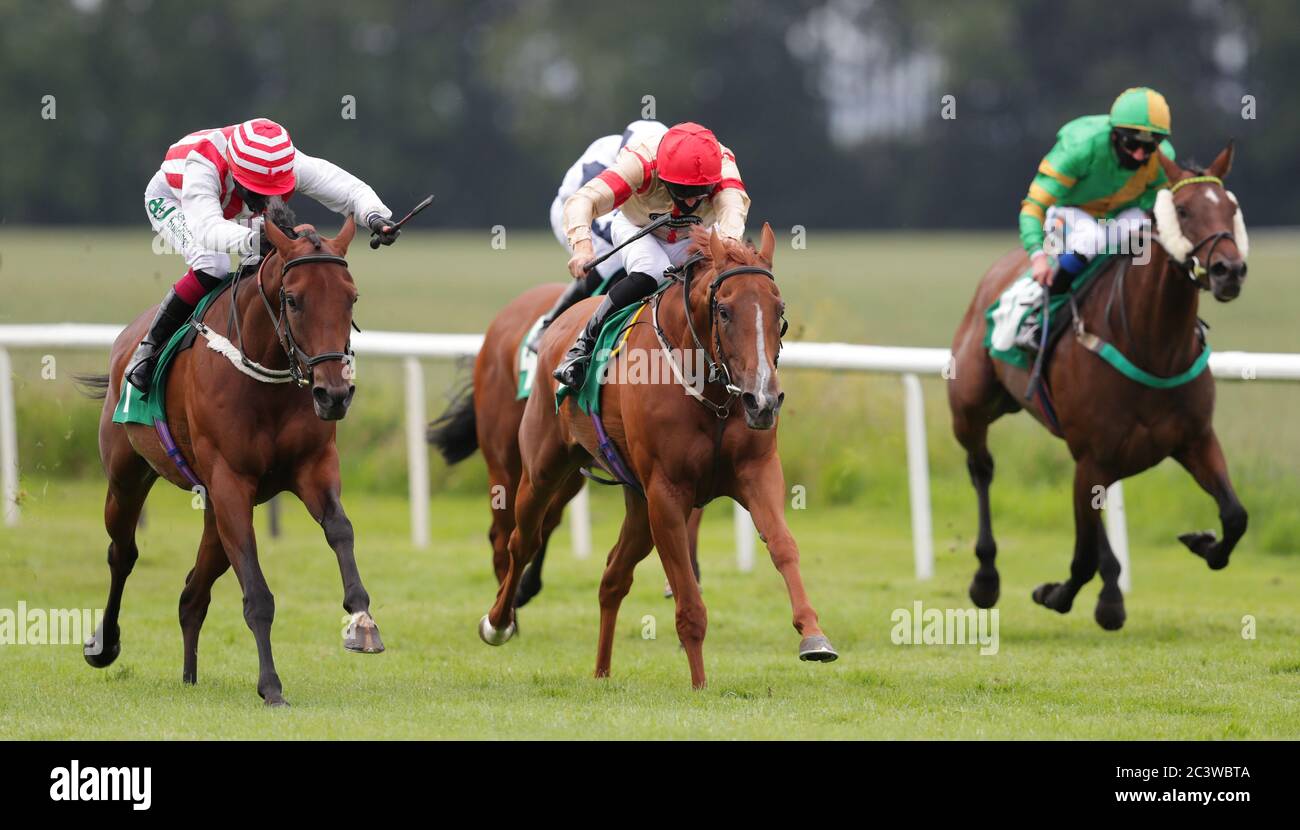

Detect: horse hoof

[83,628,120,669]
[478,614,516,646]
[343,611,385,653]
[663,581,674,599]
[1094,601,1126,631]
[1032,582,1072,613]
[969,577,1000,609]
[264,697,290,708]
[798,635,839,662]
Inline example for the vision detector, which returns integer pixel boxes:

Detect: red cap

[657,122,723,186]
[225,118,296,196]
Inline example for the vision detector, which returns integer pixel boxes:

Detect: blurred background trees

[1,0,1293,229]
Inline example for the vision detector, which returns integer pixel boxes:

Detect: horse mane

[265,198,322,249]
[685,224,766,268]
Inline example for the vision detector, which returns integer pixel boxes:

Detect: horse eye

[718,305,731,323]
[285,295,298,309]
[1176,206,1189,220]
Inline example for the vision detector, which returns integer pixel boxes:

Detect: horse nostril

[312,386,331,407]
[775,392,785,410]
[1210,261,1229,277]
[742,392,759,411]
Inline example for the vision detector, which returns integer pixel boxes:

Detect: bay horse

[427,283,703,606]
[478,224,837,688]
[948,143,1249,630]
[78,215,382,706]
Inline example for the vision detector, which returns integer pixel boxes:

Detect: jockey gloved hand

[367,213,400,245]
[567,238,594,279]
[1030,251,1053,286]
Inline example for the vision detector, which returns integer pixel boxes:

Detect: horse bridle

[654,253,787,418]
[1165,175,1237,287]
[226,250,356,387]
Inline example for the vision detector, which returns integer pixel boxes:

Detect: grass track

[0,482,1296,739]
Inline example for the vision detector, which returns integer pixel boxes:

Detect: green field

[0,229,1297,738]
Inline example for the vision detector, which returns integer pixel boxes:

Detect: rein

[651,254,786,419]
[1069,232,1212,390]
[213,250,355,388]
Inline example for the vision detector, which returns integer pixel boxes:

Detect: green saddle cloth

[554,284,667,416]
[983,255,1111,369]
[112,278,232,426]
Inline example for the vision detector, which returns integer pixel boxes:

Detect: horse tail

[427,381,478,464]
[72,373,111,400]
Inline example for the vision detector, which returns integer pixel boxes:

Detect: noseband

[236,251,356,387]
[653,253,787,418]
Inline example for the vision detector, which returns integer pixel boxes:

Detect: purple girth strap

[153,418,203,488]
[590,411,643,495]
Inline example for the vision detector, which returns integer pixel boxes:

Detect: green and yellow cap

[1109,87,1171,137]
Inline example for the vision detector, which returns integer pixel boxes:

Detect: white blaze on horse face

[753,302,773,407]
[1227,191,1250,259]
[1204,189,1220,205]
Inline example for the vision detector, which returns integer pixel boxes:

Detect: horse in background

[948,143,1249,630]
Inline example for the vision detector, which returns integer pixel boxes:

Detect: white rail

[2,324,1298,586]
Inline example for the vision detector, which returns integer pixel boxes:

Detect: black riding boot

[553,294,616,389]
[528,279,589,354]
[551,271,655,392]
[553,270,657,388]
[125,288,195,393]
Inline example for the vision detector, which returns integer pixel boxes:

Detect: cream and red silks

[562,130,749,248]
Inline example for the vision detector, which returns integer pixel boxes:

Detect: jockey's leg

[1014,207,1102,351]
[1047,206,1104,290]
[126,267,223,393]
[553,214,675,388]
[129,193,230,392]
[552,270,657,389]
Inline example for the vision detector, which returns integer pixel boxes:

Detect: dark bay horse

[79,216,382,706]
[427,282,702,606]
[480,224,837,688]
[948,143,1249,630]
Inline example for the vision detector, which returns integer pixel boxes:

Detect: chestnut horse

[78,216,382,706]
[479,224,837,688]
[427,283,702,606]
[948,144,1248,630]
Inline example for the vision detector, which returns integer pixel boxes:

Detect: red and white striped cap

[225,118,296,195]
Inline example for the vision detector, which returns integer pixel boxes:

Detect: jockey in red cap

[127,118,400,393]
[553,121,749,388]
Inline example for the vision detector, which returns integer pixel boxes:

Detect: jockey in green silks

[1014,87,1177,347]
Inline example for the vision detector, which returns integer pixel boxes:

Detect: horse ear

[708,226,727,267]
[1208,140,1235,180]
[1156,150,1183,185]
[759,222,775,264]
[263,217,293,254]
[330,216,356,256]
